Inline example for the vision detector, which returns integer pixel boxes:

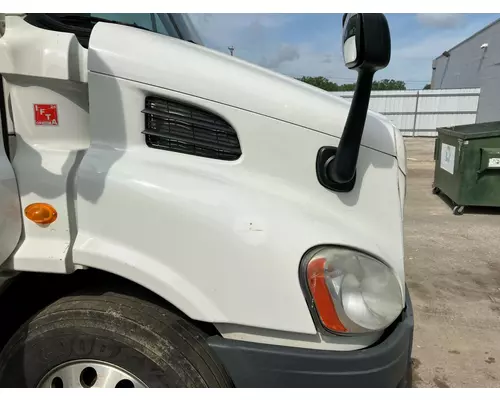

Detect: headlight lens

[304,247,404,333]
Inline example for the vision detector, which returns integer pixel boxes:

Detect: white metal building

[431,18,500,123]
[333,88,480,137]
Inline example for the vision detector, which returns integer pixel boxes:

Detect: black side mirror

[342,13,391,72]
[317,13,391,192]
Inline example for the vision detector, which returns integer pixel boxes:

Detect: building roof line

[433,17,500,62]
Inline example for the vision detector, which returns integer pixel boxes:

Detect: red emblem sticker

[34,104,59,126]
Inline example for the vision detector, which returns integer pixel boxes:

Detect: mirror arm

[316,13,389,193]
[326,69,374,184]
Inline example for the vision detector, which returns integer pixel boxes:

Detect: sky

[189,13,500,89]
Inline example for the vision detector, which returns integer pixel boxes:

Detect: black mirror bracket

[316,146,356,193]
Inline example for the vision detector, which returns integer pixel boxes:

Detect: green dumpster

[432,121,500,215]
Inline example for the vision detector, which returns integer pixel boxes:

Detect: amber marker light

[307,257,348,333]
[25,203,58,225]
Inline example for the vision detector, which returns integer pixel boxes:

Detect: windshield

[24,13,203,48]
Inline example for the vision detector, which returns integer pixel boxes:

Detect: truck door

[0,77,22,266]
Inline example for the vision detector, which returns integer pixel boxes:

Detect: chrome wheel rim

[37,359,147,388]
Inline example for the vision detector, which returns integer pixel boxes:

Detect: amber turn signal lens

[24,203,57,225]
[307,257,348,333]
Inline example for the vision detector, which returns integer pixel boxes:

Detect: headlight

[302,247,404,334]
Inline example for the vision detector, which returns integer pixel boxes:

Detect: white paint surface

[87,23,398,156]
[0,16,89,273]
[0,78,22,266]
[0,18,408,351]
[75,22,407,342]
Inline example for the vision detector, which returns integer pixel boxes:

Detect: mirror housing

[342,13,391,72]
[317,14,391,192]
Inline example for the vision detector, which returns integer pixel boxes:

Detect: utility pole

[228,46,235,56]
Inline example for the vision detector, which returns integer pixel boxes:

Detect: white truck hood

[88,22,398,157]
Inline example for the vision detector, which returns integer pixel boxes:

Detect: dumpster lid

[437,121,500,140]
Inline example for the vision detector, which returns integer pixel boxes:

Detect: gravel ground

[404,138,500,388]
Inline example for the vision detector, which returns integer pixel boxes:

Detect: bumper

[208,291,414,388]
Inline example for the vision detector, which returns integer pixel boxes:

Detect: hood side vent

[142,96,241,161]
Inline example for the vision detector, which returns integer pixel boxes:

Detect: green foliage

[297,76,407,91]
[423,84,431,90]
[296,76,341,91]
[371,79,406,90]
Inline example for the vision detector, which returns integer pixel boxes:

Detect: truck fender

[72,234,227,323]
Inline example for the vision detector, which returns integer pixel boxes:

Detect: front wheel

[0,291,232,388]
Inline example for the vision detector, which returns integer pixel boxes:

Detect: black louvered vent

[142,97,242,161]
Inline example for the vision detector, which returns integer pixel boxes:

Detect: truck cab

[0,13,412,388]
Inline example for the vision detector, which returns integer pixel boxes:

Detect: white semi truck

[0,13,412,388]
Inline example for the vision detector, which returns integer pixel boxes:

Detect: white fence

[332,88,481,137]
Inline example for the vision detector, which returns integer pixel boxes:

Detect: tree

[297,76,406,91]
[371,79,406,90]
[423,84,431,90]
[297,76,339,91]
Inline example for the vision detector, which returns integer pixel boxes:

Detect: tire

[432,186,440,195]
[0,291,232,388]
